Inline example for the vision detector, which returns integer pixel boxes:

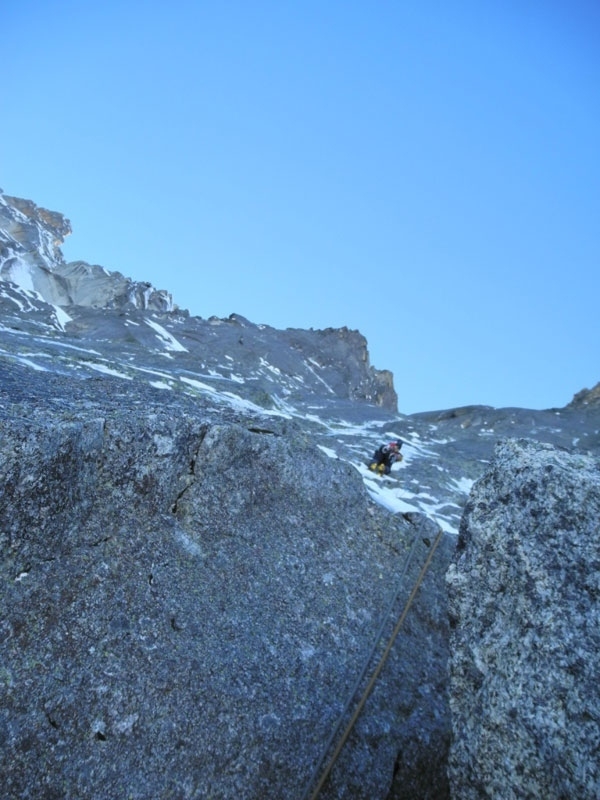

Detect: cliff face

[2,189,600,799]
[0,193,71,265]
[0,191,174,313]
[447,439,600,799]
[0,190,397,411]
[0,362,449,800]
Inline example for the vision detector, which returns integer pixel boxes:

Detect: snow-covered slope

[1,190,599,534]
[2,280,598,534]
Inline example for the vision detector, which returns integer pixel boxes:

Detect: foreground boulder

[0,363,450,799]
[447,438,600,799]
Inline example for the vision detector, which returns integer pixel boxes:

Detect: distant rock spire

[0,191,174,313]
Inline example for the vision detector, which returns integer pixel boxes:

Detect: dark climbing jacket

[369,443,403,475]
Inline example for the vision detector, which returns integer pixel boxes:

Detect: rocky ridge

[0,192,174,313]
[1,190,598,537]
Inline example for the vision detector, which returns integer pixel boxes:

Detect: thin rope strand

[306,526,444,800]
[299,528,422,800]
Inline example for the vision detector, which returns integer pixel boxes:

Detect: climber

[368,440,403,475]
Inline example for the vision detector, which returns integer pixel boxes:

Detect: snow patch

[144,318,188,352]
[317,445,338,459]
[14,356,48,372]
[304,361,335,394]
[259,357,281,376]
[451,476,475,494]
[52,305,71,331]
[4,259,35,292]
[87,363,133,380]
[181,376,217,394]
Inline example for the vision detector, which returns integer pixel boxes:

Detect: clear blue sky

[3,1,599,413]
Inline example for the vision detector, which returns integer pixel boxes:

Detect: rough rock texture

[447,439,600,799]
[0,190,397,411]
[3,188,600,798]
[0,193,71,263]
[0,363,450,800]
[49,260,175,312]
[0,191,174,313]
[284,325,397,409]
[569,381,600,408]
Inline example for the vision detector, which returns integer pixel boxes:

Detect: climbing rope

[302,525,445,800]
[299,527,421,800]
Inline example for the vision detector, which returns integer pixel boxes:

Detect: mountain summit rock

[0,191,174,312]
[0,190,397,410]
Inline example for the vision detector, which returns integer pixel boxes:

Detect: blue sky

[3,1,599,413]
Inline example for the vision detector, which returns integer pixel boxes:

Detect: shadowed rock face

[0,364,450,800]
[447,439,600,800]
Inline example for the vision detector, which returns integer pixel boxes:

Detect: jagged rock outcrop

[0,191,396,410]
[0,362,449,800]
[48,260,175,312]
[0,192,72,267]
[569,381,600,408]
[0,191,174,313]
[280,324,397,409]
[447,439,600,799]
